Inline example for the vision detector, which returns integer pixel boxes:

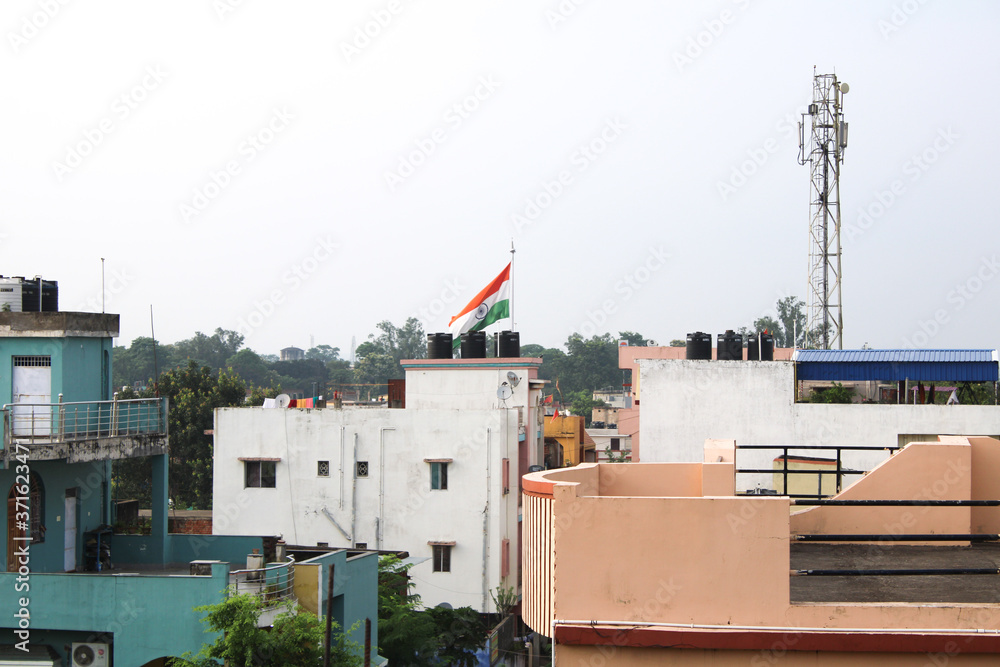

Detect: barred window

[432,544,452,572]
[13,356,51,367]
[317,461,330,477]
[356,461,369,478]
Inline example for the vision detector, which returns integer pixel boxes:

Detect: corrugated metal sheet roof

[794,349,997,363]
[794,349,999,382]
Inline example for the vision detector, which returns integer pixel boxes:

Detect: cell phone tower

[798,68,849,350]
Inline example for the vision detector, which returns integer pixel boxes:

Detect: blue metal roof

[794,349,999,382]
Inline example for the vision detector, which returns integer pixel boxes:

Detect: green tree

[568,390,607,426]
[353,353,396,401]
[158,361,252,509]
[353,318,428,396]
[378,555,485,665]
[271,359,329,397]
[807,382,854,404]
[112,336,182,391]
[746,296,807,348]
[617,331,648,347]
[956,382,997,405]
[225,348,281,390]
[668,339,685,347]
[170,593,361,667]
[174,328,245,370]
[306,345,341,362]
[520,343,545,357]
[326,359,355,396]
[562,333,621,395]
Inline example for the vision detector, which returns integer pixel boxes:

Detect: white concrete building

[212,357,545,612]
[637,359,1000,489]
[586,428,632,462]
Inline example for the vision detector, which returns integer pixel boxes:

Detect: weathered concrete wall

[638,360,1000,489]
[213,406,520,611]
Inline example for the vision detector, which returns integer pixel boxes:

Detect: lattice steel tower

[798,68,848,350]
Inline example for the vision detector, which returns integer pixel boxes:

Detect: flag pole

[509,239,515,332]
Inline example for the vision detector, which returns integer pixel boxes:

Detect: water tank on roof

[0,278,22,312]
[685,332,712,360]
[460,331,486,359]
[759,333,774,361]
[498,330,520,358]
[426,333,453,359]
[717,330,743,360]
[20,278,58,312]
[746,333,760,360]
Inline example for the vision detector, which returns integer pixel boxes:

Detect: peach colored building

[617,344,794,460]
[523,436,1000,664]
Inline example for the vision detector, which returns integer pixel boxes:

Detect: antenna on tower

[798,67,848,350]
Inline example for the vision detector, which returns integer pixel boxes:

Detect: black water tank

[760,333,774,361]
[426,333,453,359]
[717,330,743,360]
[685,332,712,360]
[498,330,520,358]
[460,331,487,359]
[746,333,760,361]
[20,278,57,312]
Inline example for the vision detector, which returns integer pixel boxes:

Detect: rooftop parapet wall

[523,443,1000,640]
[0,311,119,337]
[551,484,791,627]
[790,441,974,541]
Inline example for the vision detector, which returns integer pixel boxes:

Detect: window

[354,542,367,550]
[356,461,369,478]
[317,461,330,477]
[430,543,453,572]
[430,462,448,490]
[244,461,276,488]
[13,356,52,367]
[610,438,621,451]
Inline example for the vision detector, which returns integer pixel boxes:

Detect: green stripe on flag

[451,299,510,348]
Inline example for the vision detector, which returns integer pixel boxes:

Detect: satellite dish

[506,371,521,387]
[839,82,850,93]
[275,394,291,408]
[497,383,512,400]
[647,339,657,346]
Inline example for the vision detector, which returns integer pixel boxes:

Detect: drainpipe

[378,427,394,550]
[351,432,358,545]
[482,426,492,612]
[339,425,345,510]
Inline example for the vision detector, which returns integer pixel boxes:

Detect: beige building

[523,436,1000,663]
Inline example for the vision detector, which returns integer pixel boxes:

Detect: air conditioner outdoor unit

[70,643,108,667]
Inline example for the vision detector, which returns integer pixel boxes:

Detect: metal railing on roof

[3,396,167,443]
[230,557,297,605]
[736,443,899,500]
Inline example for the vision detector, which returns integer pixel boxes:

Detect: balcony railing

[3,396,167,443]
[230,557,296,606]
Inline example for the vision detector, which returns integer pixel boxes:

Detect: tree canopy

[170,593,361,667]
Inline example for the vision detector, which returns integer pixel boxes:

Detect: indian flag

[448,263,511,347]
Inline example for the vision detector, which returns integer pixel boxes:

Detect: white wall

[213,405,519,612]
[639,359,1000,489]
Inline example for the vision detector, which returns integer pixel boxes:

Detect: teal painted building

[1,310,381,666]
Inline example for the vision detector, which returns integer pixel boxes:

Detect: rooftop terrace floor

[791,543,1000,604]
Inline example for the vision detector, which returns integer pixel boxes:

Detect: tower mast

[798,68,848,349]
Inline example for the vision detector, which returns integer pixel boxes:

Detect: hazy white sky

[3,1,998,356]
